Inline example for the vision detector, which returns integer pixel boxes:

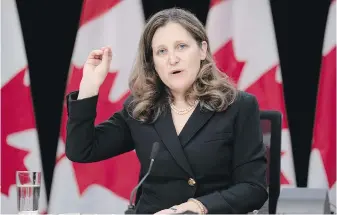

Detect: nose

[168,52,179,66]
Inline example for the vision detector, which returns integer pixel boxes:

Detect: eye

[177,43,187,50]
[157,48,167,55]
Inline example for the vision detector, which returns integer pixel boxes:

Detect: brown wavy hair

[128,7,238,123]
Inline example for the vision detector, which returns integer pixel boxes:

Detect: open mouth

[172,70,183,74]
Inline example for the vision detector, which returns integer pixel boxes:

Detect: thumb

[102,47,112,67]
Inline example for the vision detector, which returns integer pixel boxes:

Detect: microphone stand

[125,142,160,214]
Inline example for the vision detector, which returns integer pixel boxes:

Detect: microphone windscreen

[124,208,135,214]
[150,142,160,160]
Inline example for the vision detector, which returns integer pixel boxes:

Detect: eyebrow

[153,40,189,50]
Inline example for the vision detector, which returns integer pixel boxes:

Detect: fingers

[86,58,102,66]
[88,47,112,60]
[101,47,112,66]
[154,209,171,214]
[154,207,183,214]
[100,46,113,57]
[88,49,103,59]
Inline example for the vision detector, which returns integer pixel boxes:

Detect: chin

[168,83,191,94]
[164,77,195,93]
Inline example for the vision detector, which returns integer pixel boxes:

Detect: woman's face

[151,22,207,95]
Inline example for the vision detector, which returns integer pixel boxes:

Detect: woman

[65,8,268,214]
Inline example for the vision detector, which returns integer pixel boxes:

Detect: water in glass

[16,171,41,214]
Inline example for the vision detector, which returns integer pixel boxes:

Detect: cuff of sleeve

[66,91,98,119]
[196,191,233,214]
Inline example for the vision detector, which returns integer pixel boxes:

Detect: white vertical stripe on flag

[206,0,296,188]
[307,0,336,210]
[1,0,47,213]
[48,0,144,213]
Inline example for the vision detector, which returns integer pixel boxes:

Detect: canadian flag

[48,0,144,213]
[206,0,296,187]
[307,0,336,209]
[1,0,48,213]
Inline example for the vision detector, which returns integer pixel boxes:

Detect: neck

[170,90,197,109]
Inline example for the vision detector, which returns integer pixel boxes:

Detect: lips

[171,70,183,75]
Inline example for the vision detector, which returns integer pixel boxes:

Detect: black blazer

[65,90,268,214]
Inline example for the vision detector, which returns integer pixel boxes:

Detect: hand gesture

[78,47,112,99]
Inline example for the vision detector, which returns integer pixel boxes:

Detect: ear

[199,41,208,60]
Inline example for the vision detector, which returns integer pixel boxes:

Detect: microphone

[125,142,160,214]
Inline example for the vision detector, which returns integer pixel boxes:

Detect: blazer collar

[153,104,214,177]
[178,103,215,147]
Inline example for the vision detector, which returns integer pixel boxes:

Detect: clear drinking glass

[16,171,41,214]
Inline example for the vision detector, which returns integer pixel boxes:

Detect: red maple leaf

[209,0,228,8]
[213,40,245,84]
[245,66,288,129]
[312,46,336,188]
[1,68,34,195]
[215,39,291,185]
[59,66,140,199]
[79,0,121,26]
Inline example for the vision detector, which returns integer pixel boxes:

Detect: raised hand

[78,47,112,99]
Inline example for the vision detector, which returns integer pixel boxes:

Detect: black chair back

[259,110,282,214]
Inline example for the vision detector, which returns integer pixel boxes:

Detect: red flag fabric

[206,0,296,187]
[48,0,144,213]
[1,0,47,213]
[307,0,336,209]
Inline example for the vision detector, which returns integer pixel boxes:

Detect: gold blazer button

[188,178,196,186]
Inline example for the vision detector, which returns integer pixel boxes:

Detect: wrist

[188,198,207,214]
[78,82,100,99]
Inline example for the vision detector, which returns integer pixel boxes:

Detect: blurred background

[1,0,336,213]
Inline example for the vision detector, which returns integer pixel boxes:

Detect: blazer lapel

[179,104,215,147]
[153,109,194,177]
